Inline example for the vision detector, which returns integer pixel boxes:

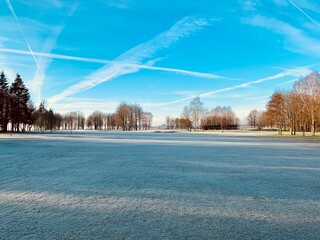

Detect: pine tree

[25,102,35,131]
[35,101,46,132]
[0,71,10,132]
[10,74,30,132]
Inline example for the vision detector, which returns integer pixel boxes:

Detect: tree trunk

[311,115,316,136]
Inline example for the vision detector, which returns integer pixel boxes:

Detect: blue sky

[1,0,320,125]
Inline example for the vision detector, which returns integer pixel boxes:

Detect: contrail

[288,0,320,28]
[48,15,215,105]
[153,67,312,106]
[5,0,44,77]
[0,47,222,79]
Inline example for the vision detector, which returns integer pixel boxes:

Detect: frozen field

[1,131,320,239]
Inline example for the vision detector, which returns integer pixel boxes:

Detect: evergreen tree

[35,102,47,132]
[0,71,10,132]
[25,102,36,131]
[10,74,30,132]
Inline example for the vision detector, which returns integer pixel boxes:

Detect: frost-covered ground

[1,131,320,239]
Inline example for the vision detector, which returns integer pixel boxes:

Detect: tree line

[86,104,152,131]
[4,69,318,134]
[247,71,320,136]
[166,96,239,131]
[0,71,153,132]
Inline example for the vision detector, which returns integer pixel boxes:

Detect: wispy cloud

[275,78,298,87]
[243,14,320,55]
[30,26,64,104]
[239,0,261,11]
[48,15,216,105]
[273,0,288,6]
[45,0,63,8]
[103,0,132,9]
[0,38,15,81]
[16,0,78,17]
[168,90,200,97]
[153,67,312,106]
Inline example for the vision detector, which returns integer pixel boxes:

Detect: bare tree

[186,96,207,130]
[266,91,286,135]
[246,109,259,128]
[246,109,267,130]
[256,111,267,130]
[294,71,320,136]
[282,91,301,135]
[133,104,143,130]
[166,116,175,130]
[166,116,170,129]
[87,111,104,130]
[53,113,63,130]
[106,113,116,130]
[203,106,239,130]
[142,112,153,130]
[175,118,192,130]
[115,103,130,131]
[181,106,192,122]
[64,111,78,130]
[76,111,85,130]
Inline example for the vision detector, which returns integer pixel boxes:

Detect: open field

[1,131,320,239]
